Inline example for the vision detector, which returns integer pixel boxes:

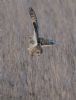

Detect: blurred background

[0,0,76,100]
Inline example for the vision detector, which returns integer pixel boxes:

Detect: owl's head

[28,45,43,56]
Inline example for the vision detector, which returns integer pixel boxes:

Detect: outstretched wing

[39,37,58,47]
[29,7,39,44]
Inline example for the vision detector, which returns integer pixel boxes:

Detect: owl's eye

[36,50,40,54]
[37,51,40,53]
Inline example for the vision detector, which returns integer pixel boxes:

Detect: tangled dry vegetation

[0,0,76,100]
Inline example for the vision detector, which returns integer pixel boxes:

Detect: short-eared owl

[28,7,59,56]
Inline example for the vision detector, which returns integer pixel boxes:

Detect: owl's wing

[39,37,59,47]
[29,7,39,44]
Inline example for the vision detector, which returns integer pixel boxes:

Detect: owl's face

[35,45,43,55]
[28,45,43,56]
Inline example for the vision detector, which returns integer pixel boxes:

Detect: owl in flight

[28,7,59,56]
